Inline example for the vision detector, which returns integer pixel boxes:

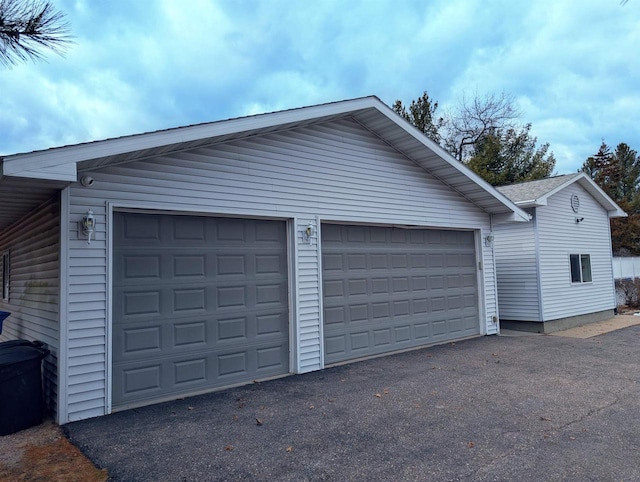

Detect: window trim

[1,250,9,302]
[569,253,592,284]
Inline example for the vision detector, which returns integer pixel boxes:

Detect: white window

[570,254,592,283]
[1,251,9,301]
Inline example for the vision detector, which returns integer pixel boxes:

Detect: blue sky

[1,0,638,174]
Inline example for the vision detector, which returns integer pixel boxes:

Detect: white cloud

[1,0,639,171]
[442,1,640,172]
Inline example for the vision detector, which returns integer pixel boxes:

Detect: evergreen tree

[582,142,640,255]
[392,91,443,144]
[466,124,555,186]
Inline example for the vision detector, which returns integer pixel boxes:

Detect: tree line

[582,142,640,255]
[395,91,639,254]
[392,91,556,186]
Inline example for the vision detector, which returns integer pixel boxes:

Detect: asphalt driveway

[65,325,640,481]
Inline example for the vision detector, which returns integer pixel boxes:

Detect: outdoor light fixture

[79,210,96,244]
[484,233,494,246]
[303,223,314,243]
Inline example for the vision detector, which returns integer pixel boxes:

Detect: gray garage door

[112,212,289,409]
[322,224,479,364]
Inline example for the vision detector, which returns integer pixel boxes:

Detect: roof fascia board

[2,96,381,176]
[575,174,627,217]
[491,211,533,225]
[372,104,530,222]
[514,199,547,208]
[3,162,77,182]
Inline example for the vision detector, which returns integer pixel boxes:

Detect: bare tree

[0,0,72,67]
[443,92,521,162]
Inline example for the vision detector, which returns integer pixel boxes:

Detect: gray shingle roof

[496,173,581,203]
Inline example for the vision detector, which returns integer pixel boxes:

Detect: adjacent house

[494,173,626,333]
[0,96,527,424]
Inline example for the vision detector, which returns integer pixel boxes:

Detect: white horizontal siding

[66,117,493,422]
[482,233,499,335]
[64,202,108,421]
[0,195,60,418]
[538,184,615,321]
[295,218,322,372]
[74,121,489,229]
[493,211,540,321]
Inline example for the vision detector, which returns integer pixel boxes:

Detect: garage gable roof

[496,172,627,218]
[1,96,528,224]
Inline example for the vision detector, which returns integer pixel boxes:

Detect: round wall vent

[571,194,580,213]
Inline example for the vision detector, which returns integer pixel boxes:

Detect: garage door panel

[119,214,161,242]
[256,344,288,370]
[414,322,431,339]
[325,335,346,356]
[174,357,207,385]
[372,302,390,319]
[350,331,369,351]
[114,338,289,405]
[122,255,162,280]
[115,280,287,316]
[115,250,286,284]
[121,324,162,354]
[120,364,162,397]
[256,312,288,335]
[217,316,247,341]
[174,320,207,346]
[370,254,388,269]
[120,290,162,317]
[349,304,368,322]
[173,255,207,278]
[322,224,479,364]
[115,310,288,358]
[323,279,344,298]
[395,325,411,342]
[113,213,289,409]
[411,276,428,291]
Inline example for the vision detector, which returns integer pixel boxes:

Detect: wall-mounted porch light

[484,233,494,247]
[302,223,315,244]
[79,210,96,244]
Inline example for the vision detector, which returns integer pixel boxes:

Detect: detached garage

[0,96,527,423]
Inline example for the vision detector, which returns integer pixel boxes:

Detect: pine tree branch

[0,0,73,67]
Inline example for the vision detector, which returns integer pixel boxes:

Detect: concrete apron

[547,314,640,338]
[500,314,640,339]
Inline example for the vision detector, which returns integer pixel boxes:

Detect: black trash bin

[0,339,45,351]
[0,311,10,334]
[0,343,50,435]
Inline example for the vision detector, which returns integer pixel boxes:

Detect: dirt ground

[0,419,107,482]
[2,312,639,481]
